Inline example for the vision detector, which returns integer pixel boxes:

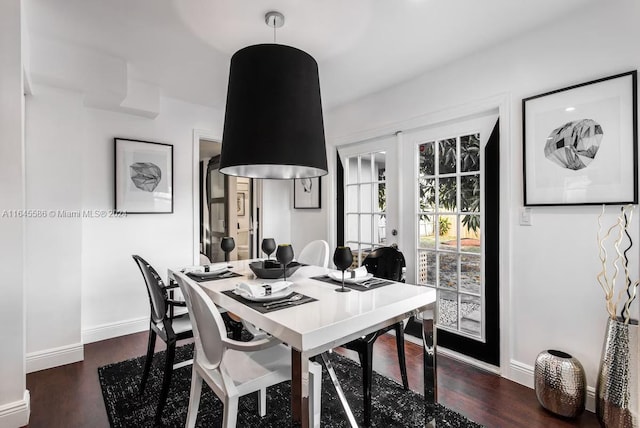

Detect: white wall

[0,0,30,425]
[321,0,640,405]
[24,84,224,359]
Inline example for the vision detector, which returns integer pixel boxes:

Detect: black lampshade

[219,44,328,179]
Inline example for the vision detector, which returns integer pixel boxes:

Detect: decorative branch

[597,205,638,323]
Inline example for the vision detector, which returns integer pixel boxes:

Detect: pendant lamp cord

[273,19,277,43]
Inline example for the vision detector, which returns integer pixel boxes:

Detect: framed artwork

[237,192,246,216]
[294,177,321,209]
[523,70,637,206]
[114,138,173,213]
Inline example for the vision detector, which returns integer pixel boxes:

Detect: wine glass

[261,238,276,260]
[333,246,353,293]
[276,244,294,282]
[220,237,235,262]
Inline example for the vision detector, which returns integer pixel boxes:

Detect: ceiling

[25,0,599,111]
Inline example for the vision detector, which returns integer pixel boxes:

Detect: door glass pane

[439,177,457,212]
[374,214,386,245]
[376,182,386,213]
[374,152,386,181]
[460,294,482,335]
[346,185,358,212]
[419,178,436,212]
[438,138,457,174]
[460,175,480,212]
[438,290,458,329]
[360,214,372,244]
[461,215,481,252]
[418,215,436,249]
[438,252,458,290]
[460,254,481,294]
[418,250,436,286]
[460,134,480,173]
[419,141,435,176]
[347,157,359,184]
[437,214,457,250]
[360,183,373,212]
[361,154,373,182]
[346,215,358,242]
[210,170,225,198]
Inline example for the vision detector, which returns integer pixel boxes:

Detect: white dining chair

[297,240,330,268]
[173,273,323,427]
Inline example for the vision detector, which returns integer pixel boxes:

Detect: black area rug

[98,344,483,427]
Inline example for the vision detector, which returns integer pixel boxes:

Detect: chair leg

[185,369,203,428]
[154,341,176,426]
[222,395,239,428]
[309,360,322,428]
[394,322,409,390]
[358,343,374,427]
[140,328,157,394]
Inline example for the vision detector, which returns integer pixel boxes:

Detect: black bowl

[249,261,302,279]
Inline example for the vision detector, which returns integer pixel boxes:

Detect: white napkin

[235,281,292,297]
[206,262,228,274]
[349,266,369,278]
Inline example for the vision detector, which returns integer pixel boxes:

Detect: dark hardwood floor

[25,331,599,428]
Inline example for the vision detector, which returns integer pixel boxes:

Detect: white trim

[0,390,30,428]
[508,359,596,413]
[26,343,83,373]
[192,129,222,266]
[82,316,148,344]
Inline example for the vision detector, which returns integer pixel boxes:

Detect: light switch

[520,207,532,226]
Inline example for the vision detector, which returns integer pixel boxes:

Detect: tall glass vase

[596,317,639,428]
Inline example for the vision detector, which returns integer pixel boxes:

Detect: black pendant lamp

[219,11,328,179]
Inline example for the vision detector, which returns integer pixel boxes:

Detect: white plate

[328,271,373,284]
[233,288,293,302]
[189,269,230,279]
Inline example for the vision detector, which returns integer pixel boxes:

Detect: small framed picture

[237,192,246,216]
[523,71,638,206]
[294,177,321,209]
[114,138,173,213]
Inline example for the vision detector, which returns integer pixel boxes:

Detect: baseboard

[509,359,596,413]
[0,390,30,428]
[26,343,84,373]
[82,316,148,344]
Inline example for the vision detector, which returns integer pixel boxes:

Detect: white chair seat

[171,314,192,335]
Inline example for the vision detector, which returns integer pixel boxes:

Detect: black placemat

[186,271,243,283]
[222,290,317,313]
[310,274,394,291]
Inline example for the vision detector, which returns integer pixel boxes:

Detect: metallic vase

[596,317,639,428]
[534,349,586,418]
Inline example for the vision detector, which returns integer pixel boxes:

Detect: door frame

[329,93,512,373]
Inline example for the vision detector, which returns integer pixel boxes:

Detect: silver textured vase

[596,317,639,428]
[534,349,586,418]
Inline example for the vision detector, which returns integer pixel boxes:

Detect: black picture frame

[294,177,321,209]
[523,71,638,206]
[114,138,173,213]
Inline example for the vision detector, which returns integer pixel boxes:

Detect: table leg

[291,349,310,428]
[423,312,437,427]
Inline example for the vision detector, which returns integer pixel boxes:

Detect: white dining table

[170,259,437,428]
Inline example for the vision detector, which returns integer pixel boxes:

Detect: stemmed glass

[276,244,294,282]
[261,238,276,260]
[220,237,235,262]
[333,246,353,293]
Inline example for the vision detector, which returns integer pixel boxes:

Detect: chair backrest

[173,273,228,369]
[361,247,406,282]
[298,240,330,268]
[132,255,167,323]
[199,253,211,265]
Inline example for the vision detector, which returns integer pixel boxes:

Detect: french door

[402,114,500,365]
[337,136,399,266]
